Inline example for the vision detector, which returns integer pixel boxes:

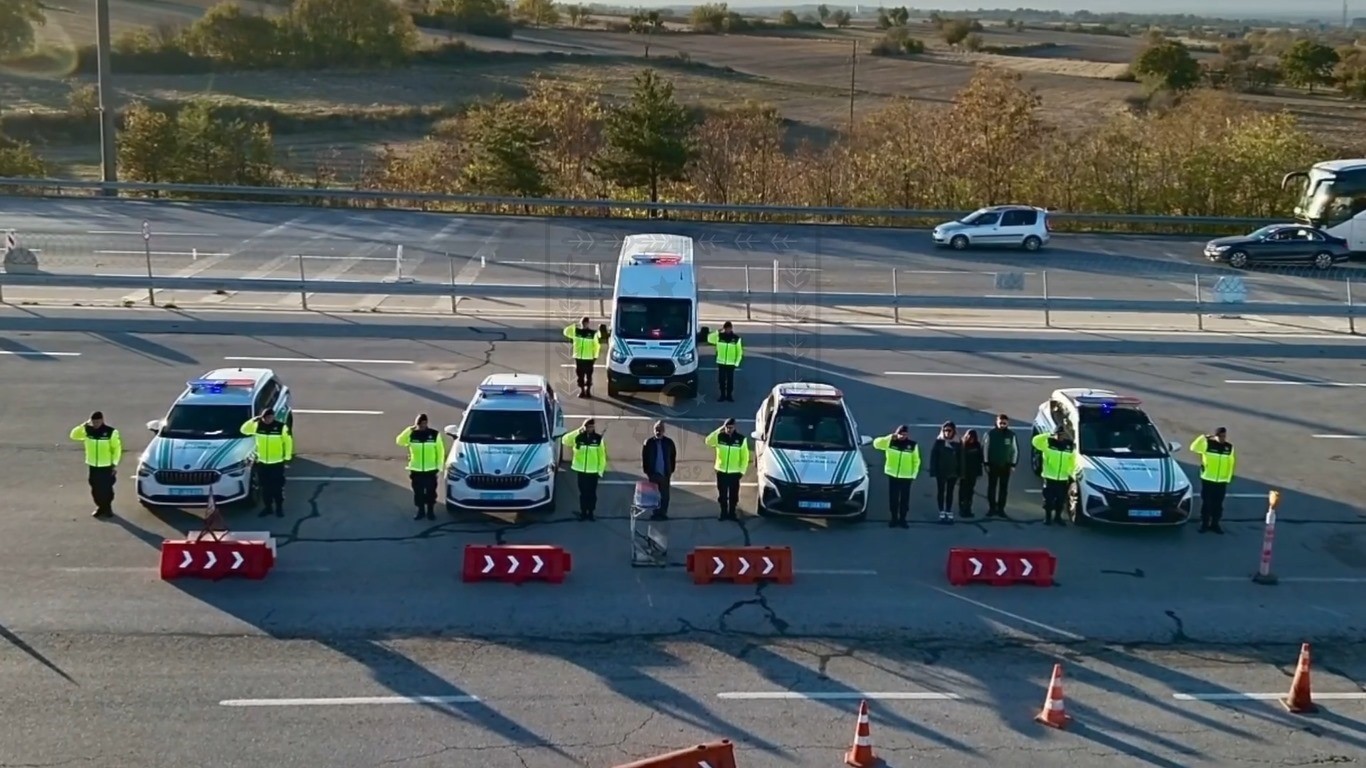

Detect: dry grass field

[6,1,1366,179]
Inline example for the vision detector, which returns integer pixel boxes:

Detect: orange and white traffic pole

[1252,490,1280,585]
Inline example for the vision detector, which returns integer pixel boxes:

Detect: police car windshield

[459,410,546,444]
[162,404,252,440]
[769,400,854,450]
[1077,407,1168,458]
[615,298,691,340]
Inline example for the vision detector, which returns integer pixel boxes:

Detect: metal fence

[0,177,1284,232]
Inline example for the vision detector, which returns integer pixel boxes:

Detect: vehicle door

[1257,227,1300,263]
[966,210,1002,244]
[752,394,775,459]
[545,388,566,439]
[997,209,1031,245]
[254,378,282,418]
[1278,228,1321,262]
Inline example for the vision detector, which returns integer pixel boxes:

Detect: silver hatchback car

[932,205,1051,251]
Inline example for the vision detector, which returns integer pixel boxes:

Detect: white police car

[751,383,873,520]
[444,374,567,514]
[137,369,293,508]
[1031,388,1192,526]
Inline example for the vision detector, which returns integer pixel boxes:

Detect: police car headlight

[447,467,469,482]
[528,465,552,481]
[221,460,250,476]
[609,348,628,364]
[137,462,154,478]
[762,474,785,489]
[678,349,695,366]
[1079,474,1113,493]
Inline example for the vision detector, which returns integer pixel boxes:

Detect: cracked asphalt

[1,308,1365,767]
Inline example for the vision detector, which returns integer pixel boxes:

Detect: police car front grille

[466,474,531,490]
[155,470,221,486]
[1101,490,1185,507]
[629,359,675,377]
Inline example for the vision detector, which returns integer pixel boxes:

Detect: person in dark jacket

[640,421,677,520]
[984,413,1019,518]
[930,421,962,524]
[958,429,985,518]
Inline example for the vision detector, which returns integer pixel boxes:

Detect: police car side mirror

[552,425,568,439]
[1168,441,1182,453]
[146,419,163,433]
[443,424,460,438]
[859,435,873,446]
[750,430,762,441]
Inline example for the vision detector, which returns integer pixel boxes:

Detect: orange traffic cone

[845,699,880,767]
[1035,663,1073,728]
[1282,643,1319,714]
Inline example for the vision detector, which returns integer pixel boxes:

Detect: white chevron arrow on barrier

[698,762,714,768]
[507,555,519,573]
[180,551,193,569]
[231,551,245,569]
[762,556,774,575]
[712,556,725,575]
[482,555,495,574]
[532,555,544,574]
[1021,559,1033,577]
[995,558,1007,576]
[204,551,217,569]
[738,558,751,575]
[968,557,982,576]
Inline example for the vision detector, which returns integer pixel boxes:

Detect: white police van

[605,234,709,399]
[751,383,874,520]
[444,374,567,514]
[137,369,293,509]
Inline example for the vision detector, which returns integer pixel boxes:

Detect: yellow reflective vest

[240,419,293,465]
[563,324,601,361]
[1190,435,1235,483]
[872,435,920,479]
[69,423,122,468]
[1031,432,1076,481]
[706,330,744,367]
[562,428,607,475]
[706,428,750,473]
[397,426,446,472]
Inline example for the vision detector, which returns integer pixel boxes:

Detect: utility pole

[95,0,119,194]
[848,39,857,137]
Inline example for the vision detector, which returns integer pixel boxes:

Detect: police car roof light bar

[477,384,541,395]
[187,378,256,392]
[779,385,842,398]
[1075,394,1142,406]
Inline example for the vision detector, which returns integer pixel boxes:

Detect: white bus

[1282,159,1366,252]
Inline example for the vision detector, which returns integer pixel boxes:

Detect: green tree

[942,19,972,47]
[1132,39,1201,92]
[0,0,45,57]
[594,69,694,204]
[816,4,829,21]
[118,100,275,186]
[778,9,799,26]
[889,7,909,26]
[184,3,282,68]
[829,9,850,27]
[462,101,547,196]
[117,102,181,186]
[0,135,46,177]
[287,0,418,67]
[1279,39,1339,93]
[432,0,515,38]
[514,0,559,26]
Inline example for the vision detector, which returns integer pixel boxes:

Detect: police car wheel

[607,379,621,399]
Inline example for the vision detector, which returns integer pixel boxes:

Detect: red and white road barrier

[1252,490,1280,585]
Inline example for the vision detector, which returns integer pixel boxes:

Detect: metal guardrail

[0,177,1285,229]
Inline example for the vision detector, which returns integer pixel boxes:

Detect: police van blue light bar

[187,378,256,393]
[779,385,842,398]
[1074,394,1141,406]
[631,253,682,265]
[477,384,541,396]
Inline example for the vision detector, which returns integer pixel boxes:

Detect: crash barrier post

[461,544,572,584]
[1252,490,1281,585]
[946,548,1056,587]
[611,739,737,768]
[159,495,276,580]
[686,546,794,585]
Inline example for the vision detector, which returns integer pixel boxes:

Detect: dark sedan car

[1204,224,1351,270]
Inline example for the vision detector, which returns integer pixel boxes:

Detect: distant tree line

[1132,33,1366,100]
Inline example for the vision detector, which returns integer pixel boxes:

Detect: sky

[612,1,1356,21]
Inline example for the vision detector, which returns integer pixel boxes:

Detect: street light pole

[95,0,119,194]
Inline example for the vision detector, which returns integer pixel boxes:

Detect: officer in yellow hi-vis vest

[1190,427,1236,535]
[872,425,921,529]
[705,321,744,402]
[562,418,607,521]
[69,410,122,518]
[1031,426,1076,526]
[397,413,445,521]
[241,409,293,518]
[706,417,750,521]
[563,316,604,398]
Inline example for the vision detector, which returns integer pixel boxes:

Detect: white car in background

[444,374,567,514]
[751,383,873,520]
[932,205,1051,252]
[137,368,293,509]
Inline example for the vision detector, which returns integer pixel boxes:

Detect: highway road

[1,305,1364,767]
[2,198,1363,320]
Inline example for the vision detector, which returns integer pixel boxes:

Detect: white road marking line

[223,356,413,365]
[600,480,759,487]
[292,255,396,262]
[286,246,381,307]
[882,372,1060,379]
[288,476,373,482]
[717,692,958,701]
[0,350,80,357]
[563,415,994,429]
[356,229,416,311]
[1173,693,1366,702]
[1021,489,1265,499]
[1313,434,1366,439]
[448,223,505,311]
[1204,576,1366,583]
[199,254,295,305]
[927,585,1086,641]
[795,569,879,575]
[220,695,481,707]
[1224,379,1366,387]
[983,294,1095,300]
[292,409,385,415]
[95,250,229,257]
[87,231,214,237]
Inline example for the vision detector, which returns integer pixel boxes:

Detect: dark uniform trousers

[1200,479,1228,526]
[575,359,595,390]
[88,466,117,513]
[410,470,438,508]
[887,477,912,522]
[717,364,736,399]
[986,466,1012,514]
[1042,478,1069,517]
[716,472,742,517]
[578,473,600,515]
[257,463,286,511]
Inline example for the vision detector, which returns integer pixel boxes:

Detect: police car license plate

[481,492,514,500]
[799,500,832,510]
[1129,509,1162,518]
[169,488,200,496]
[640,378,665,386]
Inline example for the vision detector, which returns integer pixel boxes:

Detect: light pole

[95,0,118,193]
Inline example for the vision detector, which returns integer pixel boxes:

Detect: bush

[416,0,515,38]
[119,100,276,187]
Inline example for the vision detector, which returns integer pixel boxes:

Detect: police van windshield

[1077,407,1168,459]
[769,400,854,451]
[614,298,691,340]
[162,404,253,440]
[459,410,546,444]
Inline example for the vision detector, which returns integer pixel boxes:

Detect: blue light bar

[187,378,256,394]
[1075,394,1141,406]
[477,384,541,396]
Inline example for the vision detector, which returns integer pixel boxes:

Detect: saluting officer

[706,417,750,521]
[872,425,921,528]
[562,418,607,521]
[1190,427,1236,534]
[1031,425,1076,526]
[241,409,293,518]
[69,410,122,518]
[563,316,604,398]
[706,321,744,402]
[397,413,445,521]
